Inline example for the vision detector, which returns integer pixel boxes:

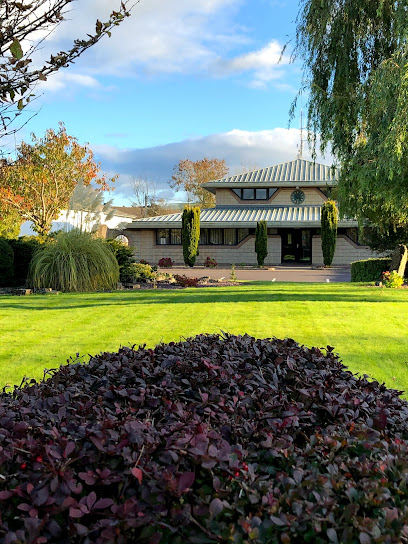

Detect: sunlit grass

[1,282,408,392]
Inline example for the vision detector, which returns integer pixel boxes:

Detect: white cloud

[40,72,100,92]
[35,0,245,76]
[92,128,333,205]
[29,0,292,91]
[213,40,290,87]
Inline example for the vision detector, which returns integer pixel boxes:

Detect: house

[122,158,380,266]
[19,206,139,237]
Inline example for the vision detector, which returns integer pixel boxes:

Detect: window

[114,234,129,246]
[199,228,255,246]
[237,228,250,243]
[232,188,277,200]
[200,229,209,245]
[171,229,182,245]
[157,229,170,245]
[156,229,181,245]
[255,188,267,199]
[209,229,223,245]
[224,229,236,246]
[243,188,255,200]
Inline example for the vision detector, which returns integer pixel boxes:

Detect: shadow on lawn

[1,284,407,310]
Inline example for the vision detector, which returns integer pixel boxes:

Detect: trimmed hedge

[351,257,390,282]
[7,236,42,287]
[0,237,14,287]
[1,334,408,542]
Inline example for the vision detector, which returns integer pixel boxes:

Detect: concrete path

[167,266,351,283]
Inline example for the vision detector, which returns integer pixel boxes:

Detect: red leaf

[86,491,97,510]
[90,436,104,451]
[178,471,195,493]
[131,467,143,484]
[64,441,75,458]
[17,503,32,511]
[94,498,114,510]
[69,508,84,518]
[0,490,13,500]
[209,498,223,518]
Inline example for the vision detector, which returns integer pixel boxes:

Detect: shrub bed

[174,274,199,287]
[350,257,391,282]
[1,334,408,543]
[157,257,174,268]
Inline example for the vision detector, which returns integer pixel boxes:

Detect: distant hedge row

[350,257,391,282]
[0,237,42,288]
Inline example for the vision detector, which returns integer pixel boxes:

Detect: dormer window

[232,188,277,200]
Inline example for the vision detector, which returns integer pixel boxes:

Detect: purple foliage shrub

[157,258,174,268]
[1,334,408,543]
[174,274,199,287]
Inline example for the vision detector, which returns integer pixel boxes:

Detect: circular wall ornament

[291,189,305,204]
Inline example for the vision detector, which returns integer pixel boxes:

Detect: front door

[281,229,311,263]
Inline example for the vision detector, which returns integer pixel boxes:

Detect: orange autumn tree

[170,158,229,208]
[0,124,116,238]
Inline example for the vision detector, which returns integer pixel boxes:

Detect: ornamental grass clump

[1,333,408,543]
[29,229,119,292]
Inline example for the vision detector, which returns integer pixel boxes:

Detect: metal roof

[203,158,337,188]
[127,206,356,228]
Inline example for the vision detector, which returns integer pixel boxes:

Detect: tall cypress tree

[182,206,200,267]
[255,220,268,266]
[321,200,338,266]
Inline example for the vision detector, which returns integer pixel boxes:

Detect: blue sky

[10,0,330,205]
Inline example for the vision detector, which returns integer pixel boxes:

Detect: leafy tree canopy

[0,204,22,238]
[0,123,116,238]
[170,158,228,209]
[293,0,408,233]
[0,0,135,138]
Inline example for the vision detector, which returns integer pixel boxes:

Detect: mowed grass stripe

[0,282,407,392]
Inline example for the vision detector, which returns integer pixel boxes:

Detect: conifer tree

[255,220,268,266]
[182,207,200,267]
[321,200,338,266]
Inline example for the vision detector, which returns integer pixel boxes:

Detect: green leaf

[10,39,23,60]
[17,99,24,111]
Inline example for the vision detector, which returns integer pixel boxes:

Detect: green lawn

[1,282,408,392]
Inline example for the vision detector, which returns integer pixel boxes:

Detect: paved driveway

[168,266,351,283]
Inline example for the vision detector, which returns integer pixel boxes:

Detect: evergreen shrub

[128,263,156,282]
[105,238,136,283]
[30,230,119,292]
[182,207,200,267]
[0,237,14,287]
[7,236,42,286]
[255,220,268,266]
[1,334,408,542]
[351,257,391,282]
[321,200,338,266]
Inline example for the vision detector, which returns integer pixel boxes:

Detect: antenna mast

[298,107,304,159]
